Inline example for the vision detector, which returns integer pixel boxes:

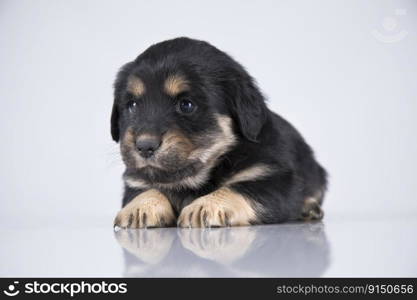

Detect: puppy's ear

[110,102,120,142]
[111,62,134,142]
[227,76,268,142]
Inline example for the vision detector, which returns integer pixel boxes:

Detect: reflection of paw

[178,188,256,228]
[114,189,176,228]
[178,200,231,228]
[178,227,256,264]
[115,228,176,264]
[301,197,324,221]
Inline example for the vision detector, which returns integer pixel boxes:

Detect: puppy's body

[111,37,327,228]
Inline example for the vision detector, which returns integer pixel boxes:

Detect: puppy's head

[111,37,267,189]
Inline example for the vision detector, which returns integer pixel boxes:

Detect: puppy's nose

[136,136,161,158]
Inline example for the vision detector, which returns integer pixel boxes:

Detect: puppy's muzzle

[136,135,161,158]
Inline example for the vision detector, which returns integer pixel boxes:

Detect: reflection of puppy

[115,223,330,277]
[230,223,330,277]
[115,228,176,264]
[178,227,257,264]
[111,37,327,228]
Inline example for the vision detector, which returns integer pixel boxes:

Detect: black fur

[111,37,327,225]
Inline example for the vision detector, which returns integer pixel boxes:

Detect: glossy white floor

[1,0,417,279]
[1,213,416,277]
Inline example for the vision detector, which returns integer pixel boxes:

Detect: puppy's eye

[126,100,137,113]
[178,99,196,114]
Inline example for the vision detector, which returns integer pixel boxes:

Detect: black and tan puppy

[112,37,327,228]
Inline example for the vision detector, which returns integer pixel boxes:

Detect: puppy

[111,37,327,228]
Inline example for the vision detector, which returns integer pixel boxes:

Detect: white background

[0,0,416,277]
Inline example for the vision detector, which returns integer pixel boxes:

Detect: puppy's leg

[300,196,324,221]
[178,168,324,227]
[114,189,176,228]
[178,187,259,228]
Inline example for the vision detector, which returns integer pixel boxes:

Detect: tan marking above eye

[127,75,145,97]
[164,74,189,96]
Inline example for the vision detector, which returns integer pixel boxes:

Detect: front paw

[178,187,257,228]
[114,189,176,228]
